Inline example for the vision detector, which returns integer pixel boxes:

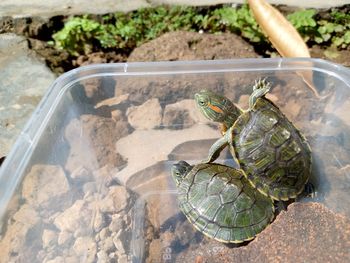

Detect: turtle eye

[198,100,207,106]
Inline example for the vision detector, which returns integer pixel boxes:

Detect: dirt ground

[1,8,350,75]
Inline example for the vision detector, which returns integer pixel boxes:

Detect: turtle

[194,79,312,201]
[171,161,274,243]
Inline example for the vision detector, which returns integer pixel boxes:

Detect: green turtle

[195,79,312,201]
[171,161,274,243]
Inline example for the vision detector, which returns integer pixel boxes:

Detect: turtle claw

[304,182,317,198]
[249,78,272,109]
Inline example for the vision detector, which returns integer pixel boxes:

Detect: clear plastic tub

[0,58,350,263]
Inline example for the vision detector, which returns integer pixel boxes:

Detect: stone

[118,254,129,263]
[12,203,39,226]
[162,99,208,129]
[113,235,125,254]
[57,231,73,245]
[65,114,128,173]
[101,236,115,253]
[54,200,92,233]
[115,124,218,183]
[108,214,124,233]
[175,202,350,262]
[0,220,35,262]
[99,227,110,239]
[73,236,97,263]
[42,229,58,249]
[99,185,129,213]
[0,33,55,157]
[21,164,69,208]
[93,210,106,232]
[146,239,162,263]
[70,166,93,181]
[325,93,350,125]
[128,31,259,62]
[83,181,97,196]
[126,162,180,229]
[126,98,162,129]
[97,251,109,263]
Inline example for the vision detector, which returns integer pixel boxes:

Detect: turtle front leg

[249,78,272,110]
[202,128,231,163]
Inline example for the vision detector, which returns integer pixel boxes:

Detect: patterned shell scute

[177,163,274,243]
[232,97,312,200]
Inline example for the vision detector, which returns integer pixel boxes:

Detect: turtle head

[195,90,242,129]
[171,161,193,186]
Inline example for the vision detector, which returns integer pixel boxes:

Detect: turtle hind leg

[303,182,317,198]
[295,182,317,202]
[274,200,292,215]
[249,78,272,109]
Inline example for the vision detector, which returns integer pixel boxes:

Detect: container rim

[0,57,349,222]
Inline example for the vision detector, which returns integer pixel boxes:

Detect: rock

[0,210,43,263]
[48,256,79,263]
[282,99,302,120]
[57,231,73,246]
[70,166,93,182]
[42,229,58,249]
[126,162,179,229]
[97,250,109,263]
[92,165,120,189]
[83,181,97,196]
[162,99,208,129]
[108,214,124,233]
[113,235,125,254]
[65,114,128,173]
[21,164,69,208]
[128,31,259,62]
[99,185,129,213]
[54,200,93,233]
[176,202,350,263]
[0,33,55,157]
[115,124,218,183]
[325,93,350,125]
[93,210,106,232]
[12,204,39,226]
[73,236,97,263]
[101,236,115,254]
[118,254,129,263]
[126,98,162,129]
[99,227,110,240]
[146,232,176,263]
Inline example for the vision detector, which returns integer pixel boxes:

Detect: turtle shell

[231,97,312,201]
[177,163,274,243]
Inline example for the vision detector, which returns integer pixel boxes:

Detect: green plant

[212,5,266,43]
[52,16,103,56]
[51,5,350,57]
[287,9,350,49]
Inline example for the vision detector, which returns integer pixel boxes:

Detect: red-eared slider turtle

[171,161,274,243]
[195,79,312,201]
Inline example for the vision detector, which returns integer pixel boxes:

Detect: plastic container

[0,58,350,262]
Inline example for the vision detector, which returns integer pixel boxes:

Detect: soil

[1,5,350,75]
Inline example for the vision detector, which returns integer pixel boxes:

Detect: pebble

[73,236,97,263]
[21,165,70,207]
[57,231,73,246]
[99,186,129,213]
[126,98,162,129]
[42,229,58,249]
